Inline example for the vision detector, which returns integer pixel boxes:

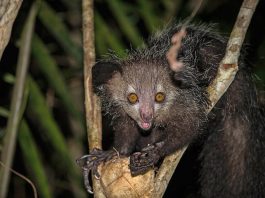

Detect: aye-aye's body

[91,24,265,197]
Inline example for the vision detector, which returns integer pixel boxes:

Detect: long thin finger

[83,169,93,194]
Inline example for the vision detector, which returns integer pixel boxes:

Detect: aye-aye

[79,23,265,197]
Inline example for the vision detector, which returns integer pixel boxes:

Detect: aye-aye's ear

[172,31,226,88]
[92,61,122,88]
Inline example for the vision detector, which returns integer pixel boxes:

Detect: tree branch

[82,0,104,197]
[207,0,259,110]
[0,0,23,60]
[155,0,260,196]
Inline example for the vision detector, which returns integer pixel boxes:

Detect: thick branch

[0,0,23,60]
[207,0,259,110]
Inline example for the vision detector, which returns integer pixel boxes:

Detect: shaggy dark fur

[91,23,265,197]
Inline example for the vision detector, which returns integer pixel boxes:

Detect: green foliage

[106,0,143,47]
[38,1,83,66]
[19,120,53,198]
[31,35,84,124]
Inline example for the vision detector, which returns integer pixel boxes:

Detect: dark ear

[172,70,196,89]
[194,37,226,87]
[92,61,122,88]
[173,34,226,88]
[197,37,226,74]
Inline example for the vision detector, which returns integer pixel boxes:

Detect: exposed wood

[99,158,155,197]
[207,0,260,111]
[0,0,23,60]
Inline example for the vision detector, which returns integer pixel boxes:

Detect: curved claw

[76,148,119,194]
[83,168,93,194]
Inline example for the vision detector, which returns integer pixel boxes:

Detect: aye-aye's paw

[129,144,162,176]
[76,148,118,194]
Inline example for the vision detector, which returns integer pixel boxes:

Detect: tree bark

[82,0,105,197]
[0,0,23,60]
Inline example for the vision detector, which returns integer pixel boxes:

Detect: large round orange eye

[155,92,165,103]
[128,93,138,104]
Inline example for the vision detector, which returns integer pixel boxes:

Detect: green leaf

[38,1,82,66]
[18,120,53,198]
[0,107,9,118]
[31,34,84,125]
[0,2,39,197]
[95,13,126,57]
[107,0,142,47]
[137,0,162,33]
[27,77,85,196]
[28,78,73,169]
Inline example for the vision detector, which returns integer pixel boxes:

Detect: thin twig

[166,0,203,73]
[0,2,39,197]
[82,0,102,152]
[82,0,105,197]
[166,28,186,72]
[0,161,38,198]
